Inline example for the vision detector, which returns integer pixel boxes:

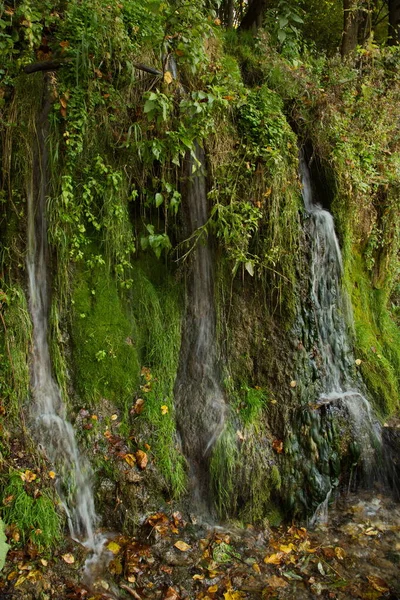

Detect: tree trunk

[341,0,359,57]
[227,0,234,28]
[238,0,267,32]
[388,0,400,44]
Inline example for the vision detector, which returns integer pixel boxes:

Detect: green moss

[0,285,31,422]
[132,266,186,497]
[71,260,140,412]
[348,253,400,416]
[1,473,63,551]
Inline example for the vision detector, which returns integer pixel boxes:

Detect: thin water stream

[299,151,382,520]
[174,145,226,509]
[26,88,105,568]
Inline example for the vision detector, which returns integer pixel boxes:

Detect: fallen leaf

[164,587,179,600]
[161,405,169,415]
[107,541,121,555]
[266,575,288,588]
[20,470,37,483]
[264,553,284,565]
[193,574,205,580]
[124,454,136,467]
[355,359,362,366]
[208,585,218,593]
[132,399,145,414]
[279,543,295,554]
[290,380,297,388]
[48,471,56,479]
[252,563,261,574]
[367,575,389,593]
[164,71,173,85]
[40,559,48,566]
[174,540,191,552]
[272,439,284,454]
[111,414,118,421]
[61,553,75,564]
[223,592,245,600]
[135,450,148,470]
[334,546,346,560]
[59,40,70,48]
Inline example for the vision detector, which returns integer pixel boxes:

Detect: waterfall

[26,89,104,564]
[174,145,226,506]
[299,150,381,473]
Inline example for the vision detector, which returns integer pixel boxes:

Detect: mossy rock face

[71,263,140,410]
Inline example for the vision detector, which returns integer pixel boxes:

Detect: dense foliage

[0,0,400,565]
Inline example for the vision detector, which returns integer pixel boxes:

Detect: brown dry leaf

[94,68,103,78]
[208,585,218,593]
[59,40,70,48]
[61,553,75,564]
[124,454,136,467]
[174,540,191,552]
[135,450,148,470]
[60,97,67,109]
[266,575,288,589]
[264,552,284,565]
[272,439,284,454]
[132,399,145,414]
[107,541,121,555]
[7,571,18,581]
[367,575,389,593]
[164,587,180,600]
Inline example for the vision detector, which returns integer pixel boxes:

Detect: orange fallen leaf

[164,587,179,600]
[132,399,145,414]
[135,450,148,470]
[272,439,284,454]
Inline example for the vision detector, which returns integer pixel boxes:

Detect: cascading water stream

[26,90,105,568]
[299,151,382,512]
[174,145,226,510]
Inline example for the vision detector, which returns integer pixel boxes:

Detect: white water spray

[26,93,105,566]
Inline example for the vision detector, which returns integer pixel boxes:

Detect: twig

[120,584,142,599]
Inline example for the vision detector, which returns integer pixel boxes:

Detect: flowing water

[26,91,105,567]
[299,151,381,483]
[174,146,226,505]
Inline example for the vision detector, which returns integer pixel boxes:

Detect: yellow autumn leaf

[164,70,173,84]
[223,592,245,600]
[61,553,75,564]
[367,575,389,593]
[14,575,26,587]
[161,404,169,414]
[334,546,346,560]
[264,553,283,565]
[124,454,136,467]
[107,541,121,555]
[48,471,56,479]
[174,540,191,552]
[111,414,118,421]
[252,563,261,574]
[208,585,218,593]
[192,574,205,580]
[21,470,37,482]
[279,543,295,554]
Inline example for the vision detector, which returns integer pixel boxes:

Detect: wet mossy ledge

[0,0,400,548]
